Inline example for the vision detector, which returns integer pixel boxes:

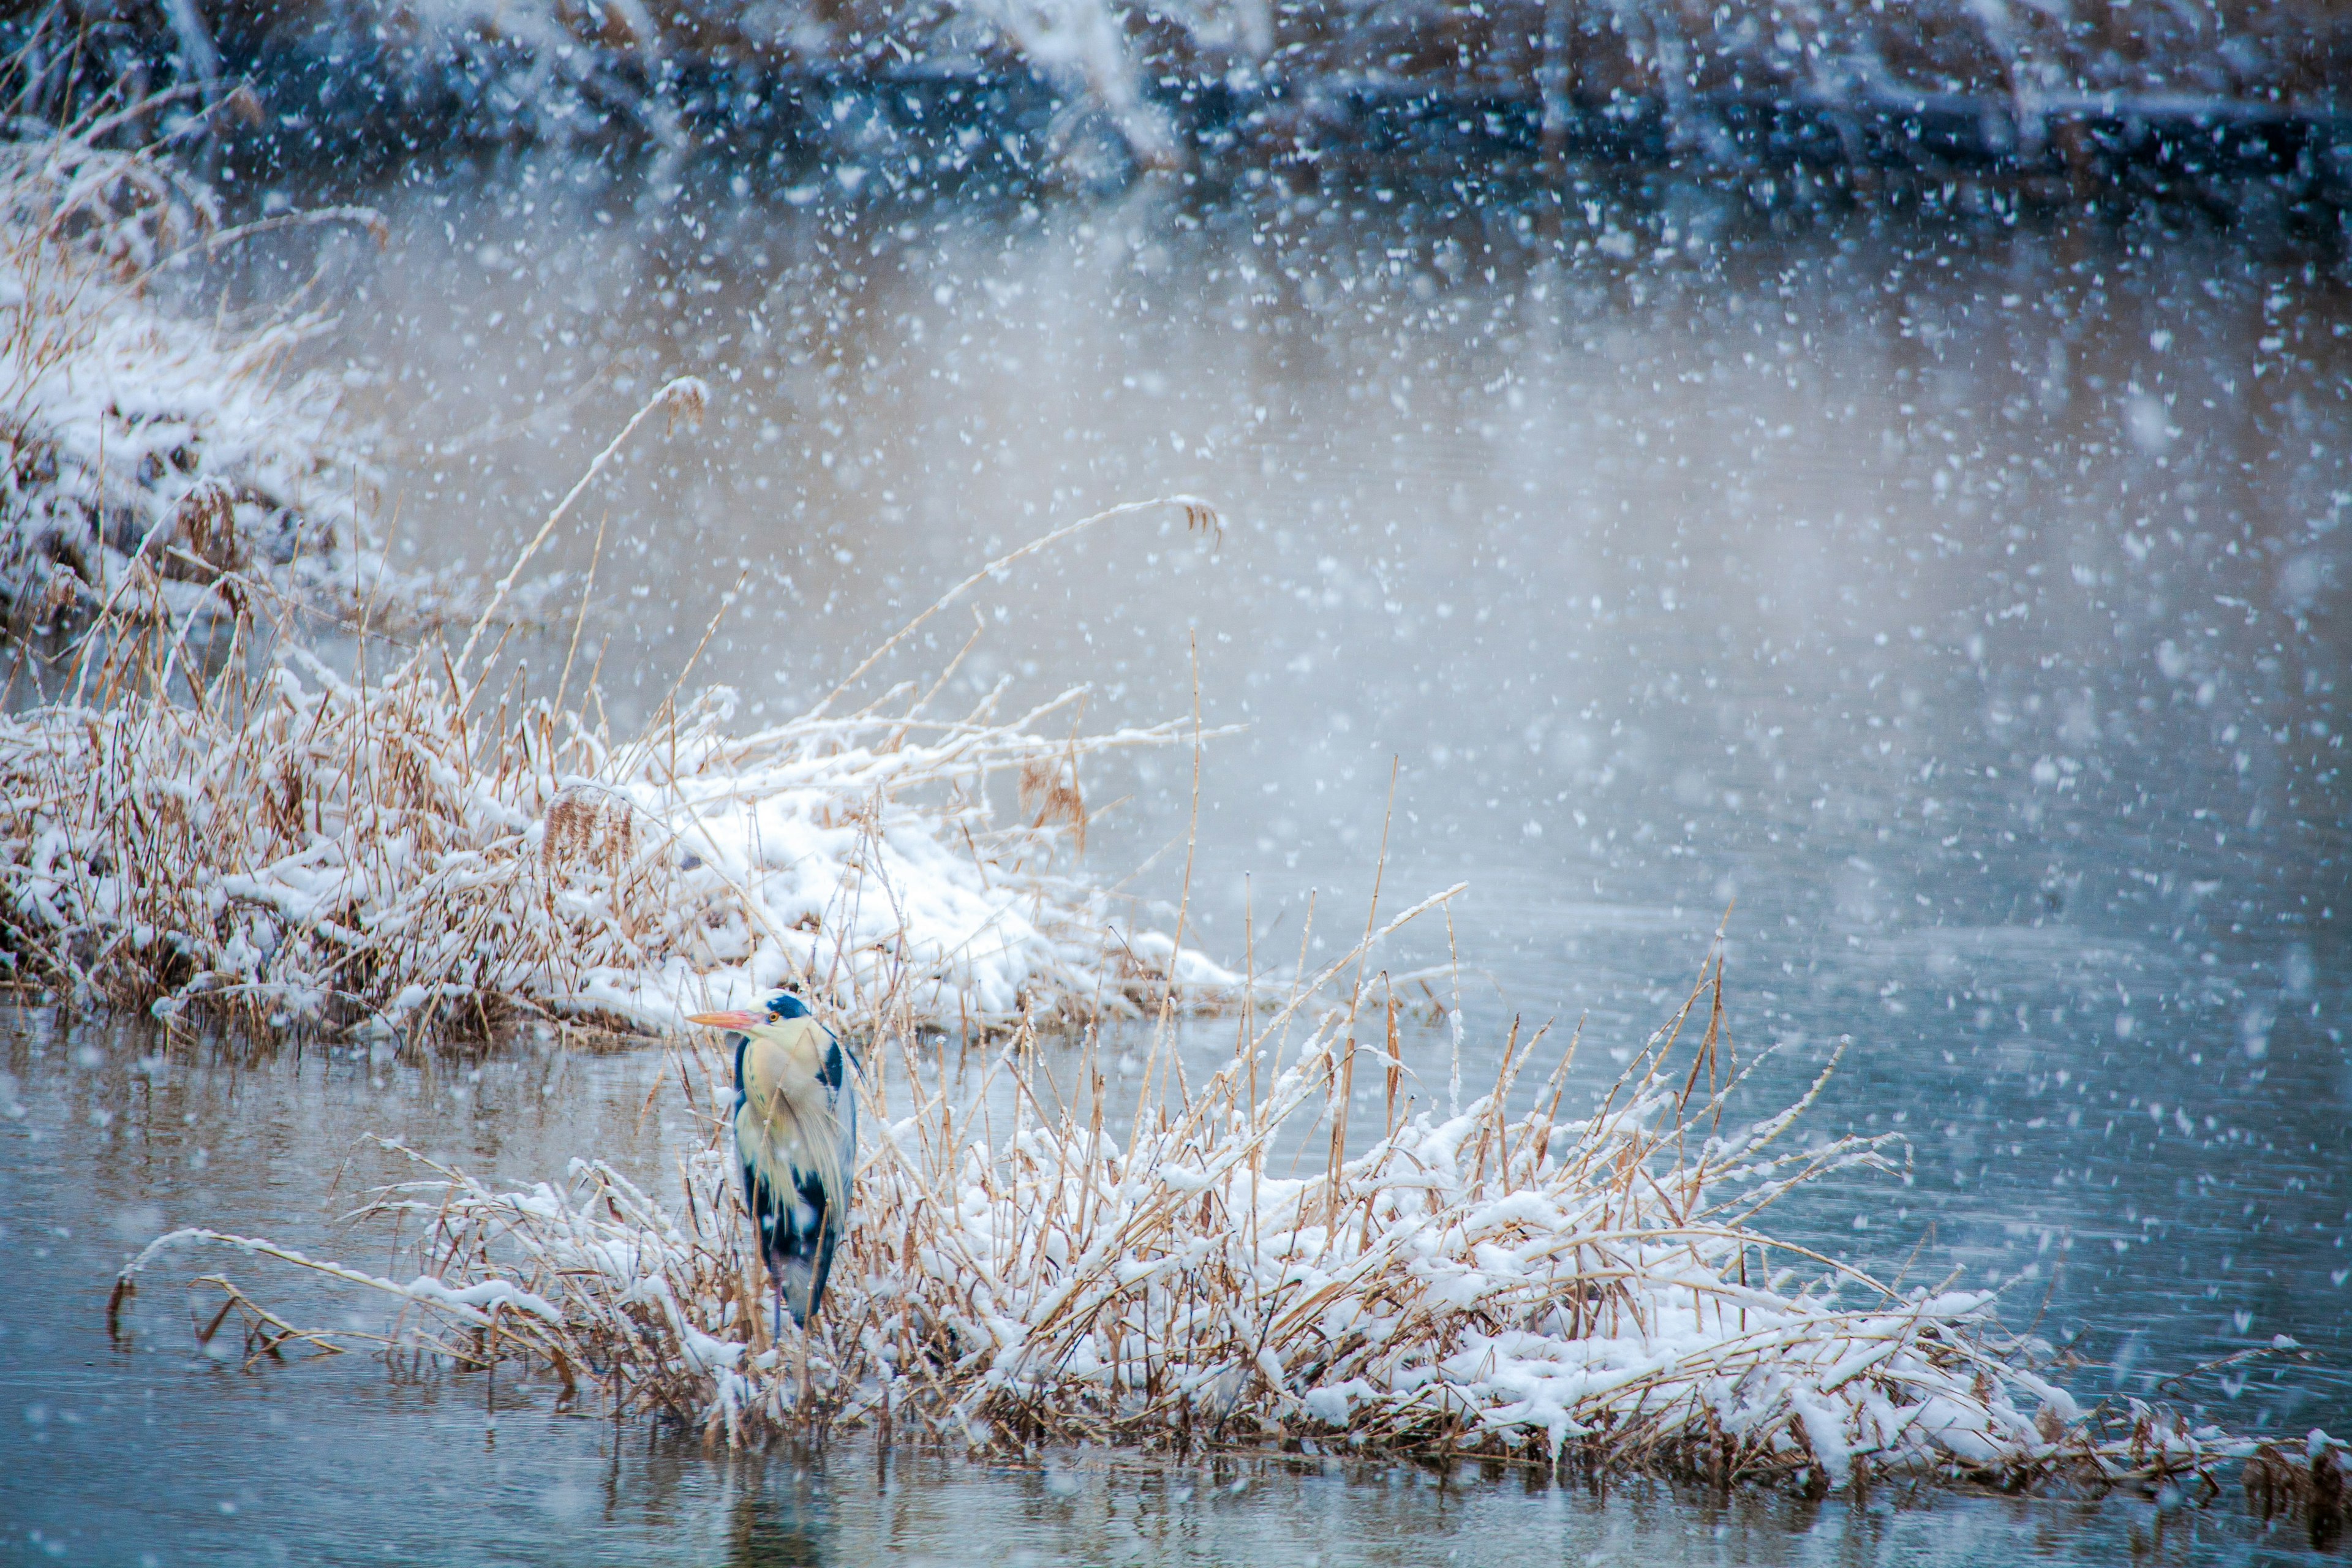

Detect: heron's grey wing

[794,1066,853,1324]
[820,1033,856,1185]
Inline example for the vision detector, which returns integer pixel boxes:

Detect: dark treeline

[15,1,2352,209]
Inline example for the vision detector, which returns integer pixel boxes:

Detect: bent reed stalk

[118,913,2252,1496]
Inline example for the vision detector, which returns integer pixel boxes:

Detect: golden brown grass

[118,922,2253,1496]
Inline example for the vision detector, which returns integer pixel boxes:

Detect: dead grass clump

[0,447,1237,1035]
[2246,1435,2348,1550]
[116,929,2251,1496]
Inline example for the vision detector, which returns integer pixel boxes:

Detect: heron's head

[685,991,812,1035]
[688,992,839,1093]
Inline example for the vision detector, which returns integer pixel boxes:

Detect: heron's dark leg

[773,1276,785,1341]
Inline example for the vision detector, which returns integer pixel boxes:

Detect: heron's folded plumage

[731,1013,855,1326]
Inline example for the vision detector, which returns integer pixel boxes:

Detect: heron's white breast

[743,1025,830,1109]
[736,1098,821,1172]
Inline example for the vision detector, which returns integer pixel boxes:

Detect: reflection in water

[17,155,2347,1561]
[726,1477,826,1568]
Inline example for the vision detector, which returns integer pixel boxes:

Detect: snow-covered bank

[0,466,1237,1035]
[0,69,1235,1033]
[0,77,1240,1031]
[118,949,2261,1493]
[0,94,417,628]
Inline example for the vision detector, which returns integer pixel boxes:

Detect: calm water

[7,155,2348,1561]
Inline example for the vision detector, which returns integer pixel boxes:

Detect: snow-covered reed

[119,936,2245,1493]
[0,70,402,627]
[0,430,1235,1035]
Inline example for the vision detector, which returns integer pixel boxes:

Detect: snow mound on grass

[0,636,1232,1033]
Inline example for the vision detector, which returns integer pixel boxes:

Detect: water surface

[306,152,2349,1410]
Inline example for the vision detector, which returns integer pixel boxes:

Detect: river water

[5,153,2348,1561]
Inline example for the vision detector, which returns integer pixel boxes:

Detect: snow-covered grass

[0,405,1237,1036]
[0,78,412,629]
[121,933,2251,1494]
[0,72,1240,1034]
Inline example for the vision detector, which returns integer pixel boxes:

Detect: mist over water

[7,152,2346,1561]
[319,157,2346,944]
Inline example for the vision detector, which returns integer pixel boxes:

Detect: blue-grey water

[5,157,2347,1562]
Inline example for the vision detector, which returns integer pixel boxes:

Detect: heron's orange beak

[685,1009,767,1030]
